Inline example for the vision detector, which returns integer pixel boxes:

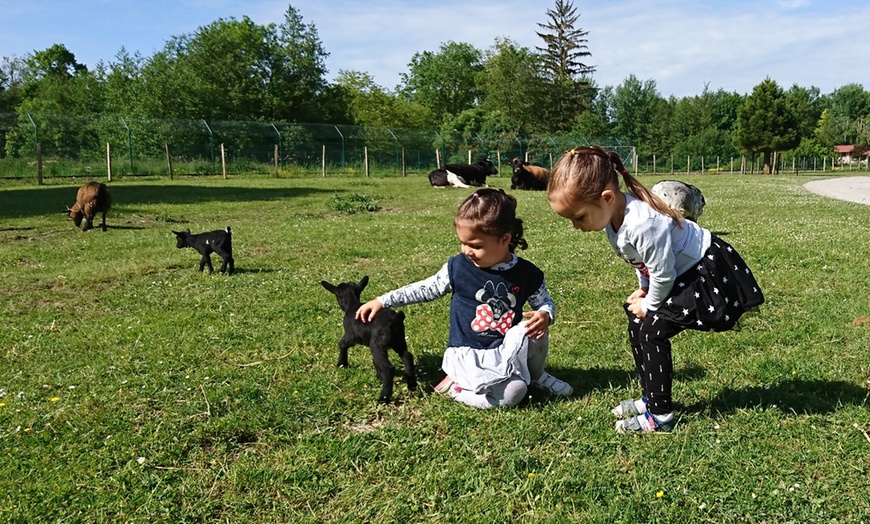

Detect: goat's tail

[225,226,232,234]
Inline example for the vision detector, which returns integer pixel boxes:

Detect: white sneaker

[532,372,573,396]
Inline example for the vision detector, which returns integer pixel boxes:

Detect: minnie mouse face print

[471,280,517,335]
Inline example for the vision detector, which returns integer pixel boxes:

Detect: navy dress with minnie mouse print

[375,253,555,394]
[446,253,544,348]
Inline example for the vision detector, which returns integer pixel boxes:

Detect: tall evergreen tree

[535,0,596,131]
[734,78,800,174]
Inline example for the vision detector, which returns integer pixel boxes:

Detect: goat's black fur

[172,226,234,275]
[321,276,417,403]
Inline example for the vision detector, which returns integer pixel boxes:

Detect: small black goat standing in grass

[321,276,417,403]
[172,226,234,275]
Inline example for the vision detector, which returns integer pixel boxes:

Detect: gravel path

[803,176,870,205]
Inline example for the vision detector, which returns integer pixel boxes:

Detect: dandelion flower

[0,403,5,408]
[528,473,536,478]
[50,397,60,402]
[656,491,664,498]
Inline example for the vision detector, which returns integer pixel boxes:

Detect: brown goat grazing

[510,157,549,191]
[67,182,112,231]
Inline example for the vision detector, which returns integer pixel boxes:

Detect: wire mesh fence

[1,112,861,182]
[0,113,642,181]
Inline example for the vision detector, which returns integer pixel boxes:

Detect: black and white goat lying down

[321,276,417,403]
[172,226,235,275]
[428,159,497,188]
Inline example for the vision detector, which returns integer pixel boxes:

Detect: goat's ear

[320,281,337,293]
[359,275,369,291]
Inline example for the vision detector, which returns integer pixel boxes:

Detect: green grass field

[1,172,868,523]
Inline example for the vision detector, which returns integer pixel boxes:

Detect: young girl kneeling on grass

[356,188,572,409]
[547,146,764,433]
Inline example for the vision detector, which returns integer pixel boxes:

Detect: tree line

[1,1,868,174]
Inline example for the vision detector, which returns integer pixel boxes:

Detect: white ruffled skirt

[441,324,531,394]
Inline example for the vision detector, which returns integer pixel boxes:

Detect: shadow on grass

[685,379,870,416]
[0,184,337,219]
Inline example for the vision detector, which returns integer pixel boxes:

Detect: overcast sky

[1,0,868,99]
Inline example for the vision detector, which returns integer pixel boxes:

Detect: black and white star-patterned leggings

[625,305,684,415]
[623,236,765,415]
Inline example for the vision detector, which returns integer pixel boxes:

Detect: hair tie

[569,148,577,156]
[613,163,628,176]
[471,192,479,199]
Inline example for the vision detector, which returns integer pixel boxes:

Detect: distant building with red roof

[834,145,869,164]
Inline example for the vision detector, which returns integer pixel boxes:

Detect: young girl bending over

[356,188,572,409]
[547,146,764,433]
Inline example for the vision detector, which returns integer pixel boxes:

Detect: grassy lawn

[1,172,868,523]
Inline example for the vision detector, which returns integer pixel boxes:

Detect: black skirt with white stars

[653,236,764,332]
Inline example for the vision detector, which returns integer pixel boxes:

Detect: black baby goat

[321,276,417,403]
[172,226,235,275]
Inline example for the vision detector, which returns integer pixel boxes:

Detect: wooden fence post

[322,145,326,177]
[401,147,406,177]
[468,149,472,164]
[165,143,173,180]
[274,144,279,177]
[106,143,112,182]
[37,142,43,185]
[220,143,227,179]
[436,149,441,169]
[365,146,370,177]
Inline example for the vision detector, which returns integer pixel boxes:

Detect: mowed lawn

[1,172,868,523]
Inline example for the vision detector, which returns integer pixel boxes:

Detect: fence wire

[0,113,643,180]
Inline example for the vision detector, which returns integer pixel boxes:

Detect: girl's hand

[627,300,646,320]
[522,310,551,339]
[627,287,648,304]
[355,299,384,323]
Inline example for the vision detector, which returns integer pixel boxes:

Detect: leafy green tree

[132,5,329,123]
[785,84,822,144]
[734,78,800,174]
[477,38,547,134]
[271,5,330,122]
[334,70,431,129]
[8,44,103,159]
[609,75,665,157]
[535,0,595,131]
[0,56,25,113]
[814,109,840,151]
[101,48,145,116]
[399,41,483,123]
